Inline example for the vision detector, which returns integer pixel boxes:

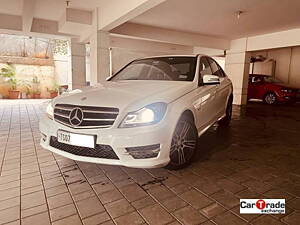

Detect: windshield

[264,76,282,83]
[111,57,197,82]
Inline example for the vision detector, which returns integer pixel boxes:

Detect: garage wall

[109,37,194,74]
[53,55,70,86]
[290,47,300,87]
[251,46,300,88]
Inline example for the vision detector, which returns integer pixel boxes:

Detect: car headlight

[281,88,293,93]
[46,102,54,119]
[119,102,167,128]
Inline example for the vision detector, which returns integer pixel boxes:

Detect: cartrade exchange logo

[240,199,285,214]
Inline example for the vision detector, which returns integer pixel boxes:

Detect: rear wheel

[264,92,277,105]
[166,115,198,170]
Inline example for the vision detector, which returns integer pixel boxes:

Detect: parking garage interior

[0,0,300,225]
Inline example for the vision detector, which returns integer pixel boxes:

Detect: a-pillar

[225,38,251,105]
[89,31,110,85]
[69,39,87,90]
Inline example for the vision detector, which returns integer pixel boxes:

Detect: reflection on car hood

[277,83,299,90]
[54,80,195,111]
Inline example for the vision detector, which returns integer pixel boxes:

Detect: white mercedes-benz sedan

[39,55,233,169]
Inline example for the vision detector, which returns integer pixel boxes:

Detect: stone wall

[0,34,70,98]
[0,62,56,99]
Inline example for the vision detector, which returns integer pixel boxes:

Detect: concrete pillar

[89,31,110,85]
[69,39,87,89]
[225,38,251,105]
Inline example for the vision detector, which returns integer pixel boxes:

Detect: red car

[248,74,298,105]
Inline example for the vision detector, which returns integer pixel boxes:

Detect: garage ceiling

[0,0,105,21]
[130,0,300,39]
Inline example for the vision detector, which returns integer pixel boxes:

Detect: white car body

[39,55,233,168]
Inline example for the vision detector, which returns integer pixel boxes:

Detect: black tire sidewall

[219,97,233,126]
[166,115,198,170]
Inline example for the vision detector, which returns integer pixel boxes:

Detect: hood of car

[54,80,195,111]
[264,82,298,90]
[277,83,299,90]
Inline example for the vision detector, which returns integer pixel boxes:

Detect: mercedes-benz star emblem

[69,107,83,126]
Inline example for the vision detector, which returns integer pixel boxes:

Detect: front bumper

[277,93,297,102]
[39,114,175,168]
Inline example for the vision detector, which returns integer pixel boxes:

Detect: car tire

[218,96,233,126]
[166,115,198,170]
[264,92,277,105]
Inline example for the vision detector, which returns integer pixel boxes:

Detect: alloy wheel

[170,121,197,166]
[265,93,276,104]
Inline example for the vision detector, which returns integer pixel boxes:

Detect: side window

[199,57,212,76]
[252,76,263,84]
[249,76,253,84]
[207,58,225,78]
[198,57,212,85]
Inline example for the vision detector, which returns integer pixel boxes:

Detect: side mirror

[202,75,220,85]
[106,76,113,81]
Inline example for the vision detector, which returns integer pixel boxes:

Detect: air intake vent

[50,136,119,159]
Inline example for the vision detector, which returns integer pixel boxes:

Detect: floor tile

[173,206,207,225]
[21,212,50,225]
[139,204,174,225]
[0,206,20,225]
[114,211,145,225]
[104,198,134,219]
[76,196,105,219]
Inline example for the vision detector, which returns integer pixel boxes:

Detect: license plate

[57,130,95,148]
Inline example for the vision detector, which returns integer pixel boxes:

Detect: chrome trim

[54,119,111,129]
[83,118,115,121]
[54,112,69,118]
[82,109,119,114]
[55,106,72,111]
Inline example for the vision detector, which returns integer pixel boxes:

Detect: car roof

[135,54,206,60]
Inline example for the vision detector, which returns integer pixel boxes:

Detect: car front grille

[54,104,119,129]
[49,136,119,160]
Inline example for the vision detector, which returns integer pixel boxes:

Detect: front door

[248,76,265,99]
[207,57,231,118]
[193,56,218,131]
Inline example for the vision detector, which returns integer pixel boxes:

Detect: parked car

[39,55,233,169]
[248,74,298,105]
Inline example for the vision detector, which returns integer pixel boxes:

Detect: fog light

[125,144,160,159]
[41,133,47,142]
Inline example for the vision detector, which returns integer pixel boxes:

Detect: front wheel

[166,115,198,170]
[264,92,277,105]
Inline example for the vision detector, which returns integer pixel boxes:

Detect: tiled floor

[0,99,299,225]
